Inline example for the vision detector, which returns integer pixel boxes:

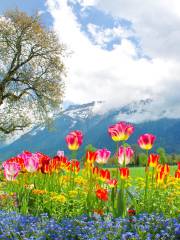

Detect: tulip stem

[144,150,149,211]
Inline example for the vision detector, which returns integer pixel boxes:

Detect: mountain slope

[0,101,180,161]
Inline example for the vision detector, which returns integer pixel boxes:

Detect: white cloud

[95,0,180,60]
[46,0,180,119]
[87,24,133,48]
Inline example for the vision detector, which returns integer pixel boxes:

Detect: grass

[109,165,177,180]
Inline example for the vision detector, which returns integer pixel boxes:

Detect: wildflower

[51,194,66,203]
[108,122,134,142]
[95,148,111,164]
[65,130,83,151]
[32,189,47,195]
[96,188,108,201]
[3,162,21,181]
[118,146,134,166]
[69,190,78,198]
[148,154,159,167]
[74,176,87,185]
[93,209,104,215]
[119,168,129,179]
[127,208,136,216]
[24,184,34,190]
[138,133,156,150]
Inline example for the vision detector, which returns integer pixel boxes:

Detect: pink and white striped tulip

[24,153,40,172]
[95,148,111,164]
[118,146,134,166]
[3,162,21,181]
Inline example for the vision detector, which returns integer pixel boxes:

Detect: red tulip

[161,164,170,176]
[86,151,97,165]
[70,160,80,174]
[65,130,83,151]
[156,171,165,184]
[175,170,180,178]
[92,167,99,176]
[99,169,111,181]
[108,122,134,142]
[119,167,129,179]
[138,134,156,150]
[96,188,108,201]
[148,154,160,167]
[118,146,134,166]
[107,179,118,188]
[177,162,180,170]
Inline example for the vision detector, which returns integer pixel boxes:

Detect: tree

[0,9,66,137]
[157,147,167,164]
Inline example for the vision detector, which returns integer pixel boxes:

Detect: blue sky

[0,0,53,26]
[1,0,180,118]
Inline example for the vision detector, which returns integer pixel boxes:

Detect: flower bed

[0,121,180,239]
[0,211,179,240]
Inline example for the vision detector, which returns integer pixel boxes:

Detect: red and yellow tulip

[108,122,134,142]
[148,154,159,168]
[119,167,129,179]
[138,134,156,150]
[65,130,83,151]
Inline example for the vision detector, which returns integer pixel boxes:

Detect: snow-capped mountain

[1,100,180,161]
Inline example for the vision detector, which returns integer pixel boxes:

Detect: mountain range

[0,100,180,161]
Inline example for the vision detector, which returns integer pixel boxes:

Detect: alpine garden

[0,122,179,239]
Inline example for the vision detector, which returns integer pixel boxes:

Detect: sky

[1,0,180,117]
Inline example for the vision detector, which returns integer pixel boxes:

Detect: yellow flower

[51,194,66,203]
[74,176,87,186]
[69,190,78,198]
[32,189,47,195]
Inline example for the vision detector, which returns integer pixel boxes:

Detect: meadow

[0,121,179,239]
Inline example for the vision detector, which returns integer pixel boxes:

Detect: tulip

[3,162,21,181]
[24,153,40,173]
[96,188,108,201]
[107,179,118,188]
[68,160,80,174]
[175,170,180,178]
[4,156,25,172]
[86,151,97,165]
[118,146,134,166]
[108,122,134,142]
[177,162,180,170]
[161,164,170,176]
[95,148,111,164]
[99,169,111,181]
[156,171,165,184]
[65,130,83,151]
[148,154,159,167]
[119,167,129,179]
[138,133,156,150]
[57,151,64,157]
[92,167,99,176]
